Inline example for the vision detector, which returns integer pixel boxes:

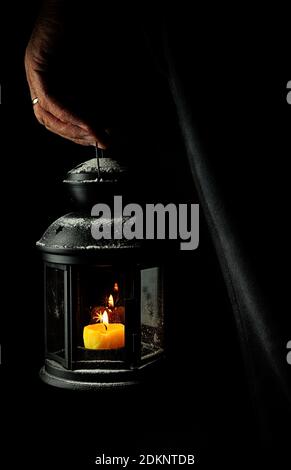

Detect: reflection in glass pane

[141,267,164,358]
[46,266,65,358]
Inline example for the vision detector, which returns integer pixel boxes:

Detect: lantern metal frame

[37,157,174,390]
[40,250,165,390]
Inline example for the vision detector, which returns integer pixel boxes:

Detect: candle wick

[103,323,108,331]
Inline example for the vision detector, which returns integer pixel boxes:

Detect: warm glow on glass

[108,294,114,307]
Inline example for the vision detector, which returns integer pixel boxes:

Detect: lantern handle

[95,144,103,179]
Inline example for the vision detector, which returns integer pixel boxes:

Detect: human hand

[24,2,109,148]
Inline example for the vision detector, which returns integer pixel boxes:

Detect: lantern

[37,155,170,389]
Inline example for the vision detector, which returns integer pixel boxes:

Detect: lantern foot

[40,358,164,391]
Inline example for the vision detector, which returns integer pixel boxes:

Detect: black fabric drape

[154,6,291,457]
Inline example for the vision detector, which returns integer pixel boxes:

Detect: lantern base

[40,358,163,391]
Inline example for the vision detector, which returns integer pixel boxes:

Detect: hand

[24,3,109,148]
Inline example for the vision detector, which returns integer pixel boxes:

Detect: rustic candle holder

[37,153,171,390]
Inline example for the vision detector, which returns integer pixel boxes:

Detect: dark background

[0,2,289,467]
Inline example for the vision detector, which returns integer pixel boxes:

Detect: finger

[39,119,98,146]
[42,96,111,147]
[34,101,109,147]
[27,62,109,147]
[42,95,92,131]
[32,91,91,131]
[26,64,96,132]
[34,105,92,139]
[48,131,96,147]
[34,104,107,147]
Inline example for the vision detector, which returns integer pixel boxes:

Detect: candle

[83,311,125,350]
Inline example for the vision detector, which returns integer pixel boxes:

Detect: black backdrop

[0,2,290,467]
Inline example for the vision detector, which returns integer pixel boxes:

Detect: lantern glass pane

[46,266,65,359]
[73,266,126,364]
[140,267,164,359]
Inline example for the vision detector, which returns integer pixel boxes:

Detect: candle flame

[114,282,119,292]
[102,311,109,324]
[108,294,114,308]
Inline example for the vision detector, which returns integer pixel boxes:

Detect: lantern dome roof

[63,157,128,184]
[37,212,142,253]
[63,157,131,207]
